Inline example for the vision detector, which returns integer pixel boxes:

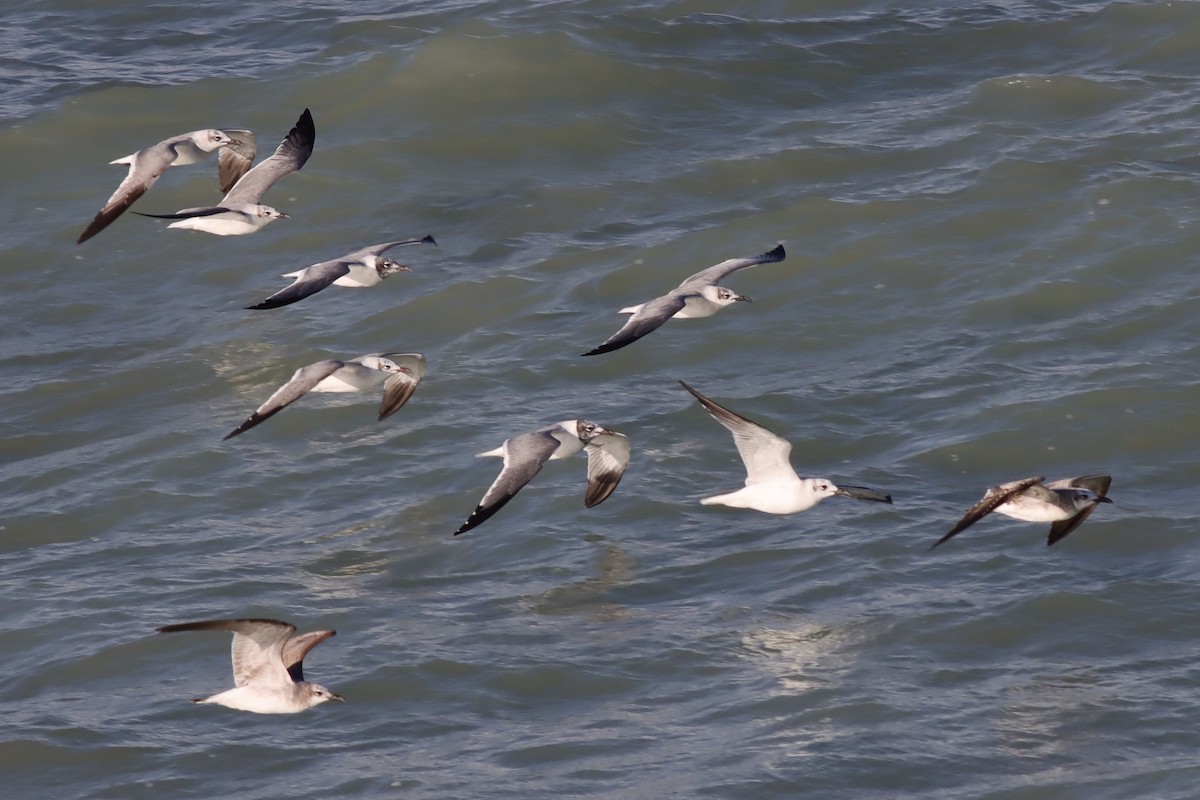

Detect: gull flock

[78,108,1114,713]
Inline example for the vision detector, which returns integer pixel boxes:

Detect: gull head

[377,257,412,278]
[365,356,413,376]
[252,205,289,221]
[304,682,345,708]
[704,285,751,307]
[573,419,614,444]
[201,129,242,151]
[1064,489,1112,508]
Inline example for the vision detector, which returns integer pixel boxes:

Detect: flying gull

[247,235,437,310]
[76,127,254,244]
[582,244,785,356]
[135,108,315,235]
[157,618,343,714]
[680,381,892,514]
[454,419,630,535]
[931,474,1112,549]
[224,352,426,439]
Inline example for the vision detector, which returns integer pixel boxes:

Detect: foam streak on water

[2,2,1200,798]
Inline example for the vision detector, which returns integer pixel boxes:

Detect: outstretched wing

[281,629,336,683]
[224,360,345,439]
[217,129,257,193]
[222,108,314,205]
[157,618,295,688]
[376,353,427,420]
[246,260,350,310]
[680,381,794,486]
[343,235,437,261]
[582,292,688,356]
[584,431,630,507]
[679,243,786,288]
[931,476,1045,549]
[77,143,177,244]
[454,430,560,535]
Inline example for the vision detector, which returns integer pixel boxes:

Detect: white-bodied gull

[582,244,785,356]
[224,352,426,439]
[932,474,1113,548]
[136,108,314,235]
[157,618,343,714]
[247,236,436,310]
[454,419,630,535]
[680,381,892,514]
[76,127,254,244]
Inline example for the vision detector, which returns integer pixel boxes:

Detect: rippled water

[3,1,1200,798]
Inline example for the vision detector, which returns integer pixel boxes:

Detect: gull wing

[1044,474,1112,498]
[584,431,630,507]
[679,243,786,288]
[217,129,256,193]
[931,476,1045,549]
[343,235,437,261]
[222,108,314,205]
[454,430,561,535]
[77,140,180,244]
[1045,474,1113,546]
[281,629,336,683]
[157,618,295,688]
[246,260,351,310]
[224,359,345,439]
[581,292,688,356]
[376,353,427,420]
[680,381,795,486]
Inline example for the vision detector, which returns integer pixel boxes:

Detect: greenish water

[2,2,1200,798]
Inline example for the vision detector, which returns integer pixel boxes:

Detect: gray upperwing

[931,476,1045,549]
[582,292,688,356]
[157,618,295,688]
[584,431,630,508]
[77,143,176,244]
[345,235,438,261]
[679,381,793,486]
[247,260,350,310]
[679,243,786,288]
[281,629,336,683]
[454,431,561,535]
[222,108,314,205]
[217,129,257,193]
[1045,474,1112,498]
[224,360,345,439]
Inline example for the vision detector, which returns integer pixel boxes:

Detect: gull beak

[278,212,291,219]
[835,485,893,504]
[1096,496,1113,504]
[735,294,752,303]
[227,138,244,147]
[329,692,346,702]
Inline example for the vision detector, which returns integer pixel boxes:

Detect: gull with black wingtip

[157,618,343,714]
[582,244,785,356]
[680,381,892,514]
[76,126,254,244]
[246,235,436,310]
[135,108,314,236]
[454,420,630,535]
[932,474,1112,549]
[224,352,425,439]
